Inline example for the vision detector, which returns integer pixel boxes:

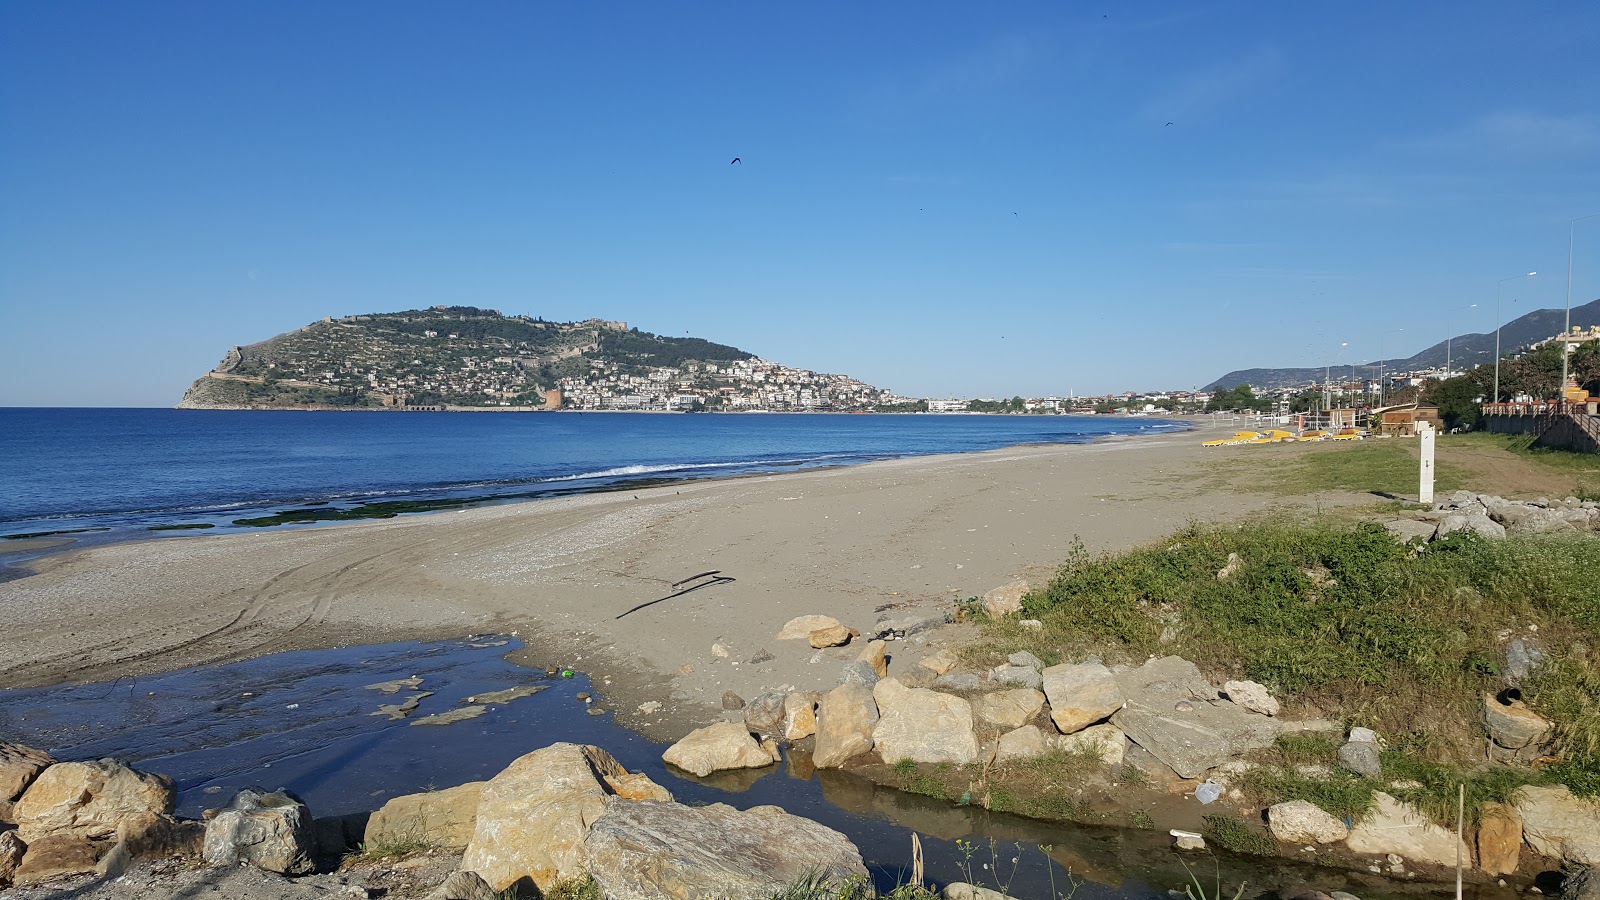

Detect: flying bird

[730,157,741,165]
[1165,122,1174,127]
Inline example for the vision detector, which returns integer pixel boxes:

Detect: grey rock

[1563,865,1600,900]
[944,884,1020,900]
[1222,680,1279,716]
[1434,514,1506,541]
[1384,520,1439,544]
[1338,740,1382,777]
[744,691,787,737]
[1268,800,1348,843]
[933,673,983,692]
[1113,655,1219,703]
[746,649,774,665]
[839,660,881,688]
[897,666,938,689]
[1348,726,1380,744]
[1505,638,1545,682]
[721,691,746,711]
[428,871,498,900]
[583,799,868,900]
[873,613,949,639]
[1007,651,1046,670]
[1113,701,1281,779]
[1172,830,1207,851]
[202,788,315,875]
[989,665,1043,690]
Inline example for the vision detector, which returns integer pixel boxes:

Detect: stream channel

[0,638,1481,900]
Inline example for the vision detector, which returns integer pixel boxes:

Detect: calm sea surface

[0,409,1185,539]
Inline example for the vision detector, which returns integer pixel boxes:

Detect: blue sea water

[0,408,1186,539]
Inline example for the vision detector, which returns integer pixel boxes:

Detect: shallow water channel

[0,639,1476,900]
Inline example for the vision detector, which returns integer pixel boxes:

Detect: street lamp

[1445,304,1476,377]
[1326,342,1347,415]
[1379,328,1403,407]
[1563,214,1600,402]
[1494,271,1536,402]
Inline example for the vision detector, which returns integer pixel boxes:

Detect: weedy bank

[971,518,1600,827]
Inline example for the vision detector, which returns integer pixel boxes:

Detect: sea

[0,408,1187,542]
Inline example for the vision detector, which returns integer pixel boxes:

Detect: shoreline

[0,417,1194,556]
[0,427,1333,746]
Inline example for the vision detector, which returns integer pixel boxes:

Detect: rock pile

[1386,491,1600,543]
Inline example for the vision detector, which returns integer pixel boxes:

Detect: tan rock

[604,772,674,802]
[970,689,1046,730]
[777,615,841,640]
[461,743,629,892]
[0,830,24,888]
[12,833,102,885]
[1057,723,1126,766]
[783,692,819,741]
[202,788,314,875]
[1345,792,1471,867]
[583,799,869,900]
[1268,800,1347,843]
[918,649,960,676]
[859,640,889,678]
[871,678,979,765]
[809,624,855,648]
[0,743,54,803]
[995,725,1053,762]
[981,579,1028,618]
[813,683,879,768]
[428,870,498,900]
[1041,662,1125,735]
[365,781,485,852]
[14,759,174,843]
[662,722,780,778]
[1513,784,1600,865]
[1482,693,1553,750]
[1477,801,1522,875]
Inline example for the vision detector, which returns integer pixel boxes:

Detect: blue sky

[3,2,1598,405]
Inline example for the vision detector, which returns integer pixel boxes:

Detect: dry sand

[0,432,1324,738]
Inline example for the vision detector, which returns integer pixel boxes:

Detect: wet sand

[0,432,1330,738]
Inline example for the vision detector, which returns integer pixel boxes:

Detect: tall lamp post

[1326,341,1348,415]
[1564,214,1600,401]
[1494,271,1537,402]
[1378,328,1403,407]
[1445,304,1476,377]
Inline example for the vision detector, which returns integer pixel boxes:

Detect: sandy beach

[0,432,1329,739]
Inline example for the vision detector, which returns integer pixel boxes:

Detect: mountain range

[1204,298,1600,392]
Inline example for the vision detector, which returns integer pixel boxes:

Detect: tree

[1423,375,1484,430]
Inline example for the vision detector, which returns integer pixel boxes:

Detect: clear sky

[3,2,1598,406]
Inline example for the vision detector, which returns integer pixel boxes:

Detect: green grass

[1379,746,1545,825]
[1443,432,1600,476]
[999,519,1600,787]
[544,876,603,900]
[1200,815,1278,856]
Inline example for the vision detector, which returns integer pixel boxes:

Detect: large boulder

[662,722,780,778]
[1483,693,1553,750]
[1111,702,1279,780]
[1338,740,1382,777]
[872,678,980,765]
[1268,800,1348,844]
[462,743,629,892]
[1109,657,1276,779]
[202,788,315,875]
[13,758,174,842]
[1513,785,1600,865]
[1345,792,1470,868]
[971,689,1046,730]
[813,682,879,768]
[989,665,1043,690]
[0,743,54,805]
[583,799,868,900]
[1041,662,1124,734]
[11,833,102,885]
[1477,801,1522,876]
[364,781,485,852]
[982,580,1028,618]
[858,640,889,679]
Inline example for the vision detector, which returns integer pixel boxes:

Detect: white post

[1419,420,1436,505]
